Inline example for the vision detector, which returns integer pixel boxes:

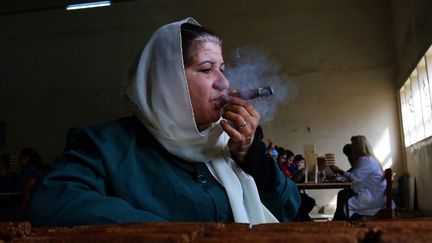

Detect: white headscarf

[122,17,277,224]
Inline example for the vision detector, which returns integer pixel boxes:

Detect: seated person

[330,135,388,220]
[288,154,314,221]
[290,154,305,183]
[275,147,289,177]
[27,18,301,227]
[279,148,294,178]
[343,143,353,171]
[0,148,45,192]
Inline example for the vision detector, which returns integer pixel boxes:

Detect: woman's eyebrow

[198,60,214,66]
[198,61,225,68]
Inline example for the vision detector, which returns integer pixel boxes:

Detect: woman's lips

[213,96,227,111]
[213,99,223,110]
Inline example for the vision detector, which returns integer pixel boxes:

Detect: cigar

[229,86,274,100]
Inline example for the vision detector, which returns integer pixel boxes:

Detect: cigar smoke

[225,47,297,122]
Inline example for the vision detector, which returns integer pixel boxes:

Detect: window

[400,45,432,146]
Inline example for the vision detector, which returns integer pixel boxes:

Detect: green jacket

[28,116,300,226]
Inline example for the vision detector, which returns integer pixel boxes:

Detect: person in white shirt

[330,135,387,220]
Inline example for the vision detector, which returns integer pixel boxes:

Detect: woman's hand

[220,97,260,162]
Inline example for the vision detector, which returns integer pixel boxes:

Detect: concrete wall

[0,0,402,210]
[392,0,432,86]
[392,0,432,213]
[256,0,402,210]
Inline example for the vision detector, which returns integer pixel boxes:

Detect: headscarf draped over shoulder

[122,17,277,225]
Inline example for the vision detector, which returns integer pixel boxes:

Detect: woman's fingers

[221,106,256,143]
[223,97,260,130]
[222,111,250,131]
[220,120,245,142]
[220,119,253,144]
[220,97,261,161]
[225,97,260,122]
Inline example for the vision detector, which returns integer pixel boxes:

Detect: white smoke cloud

[226,46,297,122]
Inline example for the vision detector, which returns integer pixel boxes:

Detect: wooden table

[297,182,352,219]
[2,219,432,242]
[296,182,352,190]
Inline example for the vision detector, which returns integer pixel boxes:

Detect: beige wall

[1,1,403,209]
[392,0,432,213]
[256,0,402,209]
[392,0,432,86]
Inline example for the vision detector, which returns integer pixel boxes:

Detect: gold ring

[239,121,247,128]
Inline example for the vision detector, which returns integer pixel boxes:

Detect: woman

[290,154,306,183]
[0,148,45,192]
[330,135,387,220]
[277,148,293,178]
[28,18,300,226]
[13,148,45,192]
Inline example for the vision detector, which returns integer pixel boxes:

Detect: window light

[66,1,111,11]
[399,44,432,146]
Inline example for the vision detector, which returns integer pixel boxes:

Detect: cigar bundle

[229,86,274,100]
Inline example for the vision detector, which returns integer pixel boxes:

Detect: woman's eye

[200,69,211,74]
[220,69,225,74]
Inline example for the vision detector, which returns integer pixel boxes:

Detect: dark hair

[343,143,352,163]
[181,23,222,66]
[293,154,304,164]
[276,146,286,156]
[20,147,42,167]
[285,149,294,158]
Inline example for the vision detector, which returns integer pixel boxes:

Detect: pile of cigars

[325,153,336,166]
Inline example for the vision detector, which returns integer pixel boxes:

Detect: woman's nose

[214,71,229,91]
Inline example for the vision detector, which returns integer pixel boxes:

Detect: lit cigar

[229,86,274,100]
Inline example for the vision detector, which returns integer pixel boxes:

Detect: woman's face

[277,154,287,165]
[286,156,294,166]
[185,42,229,130]
[297,159,305,169]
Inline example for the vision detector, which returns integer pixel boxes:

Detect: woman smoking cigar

[28,18,300,226]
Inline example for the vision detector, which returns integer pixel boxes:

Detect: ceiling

[0,0,138,16]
